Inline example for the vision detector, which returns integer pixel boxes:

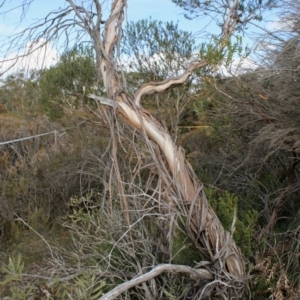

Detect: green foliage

[38,45,97,119]
[193,97,212,115]
[65,192,120,262]
[199,35,246,66]
[235,210,258,257]
[0,253,106,299]
[205,188,258,257]
[0,254,34,299]
[5,285,35,300]
[68,192,99,225]
[171,0,275,25]
[206,189,238,231]
[72,273,106,299]
[171,228,202,266]
[0,254,24,286]
[124,19,195,59]
[0,71,40,115]
[123,18,196,83]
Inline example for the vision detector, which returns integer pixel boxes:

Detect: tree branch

[99,263,213,300]
[134,60,208,107]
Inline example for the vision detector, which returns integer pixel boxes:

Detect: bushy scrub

[205,188,258,258]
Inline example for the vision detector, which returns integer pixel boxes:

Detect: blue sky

[0,0,220,41]
[0,0,219,75]
[126,0,212,34]
[0,0,279,76]
[0,0,279,43]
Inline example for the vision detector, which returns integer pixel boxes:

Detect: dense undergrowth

[0,33,299,298]
[0,83,299,299]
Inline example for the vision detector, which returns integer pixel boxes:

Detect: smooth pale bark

[84,0,246,296]
[99,264,213,300]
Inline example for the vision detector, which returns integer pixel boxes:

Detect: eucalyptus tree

[0,0,276,298]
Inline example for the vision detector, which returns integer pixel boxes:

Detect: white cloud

[267,19,294,32]
[0,39,59,78]
[220,56,258,76]
[123,49,258,79]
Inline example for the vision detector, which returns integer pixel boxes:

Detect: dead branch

[99,263,213,300]
[134,60,208,107]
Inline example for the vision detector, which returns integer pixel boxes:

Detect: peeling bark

[87,0,246,296]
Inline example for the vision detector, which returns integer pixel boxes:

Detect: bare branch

[88,94,117,107]
[99,263,213,300]
[134,60,208,107]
